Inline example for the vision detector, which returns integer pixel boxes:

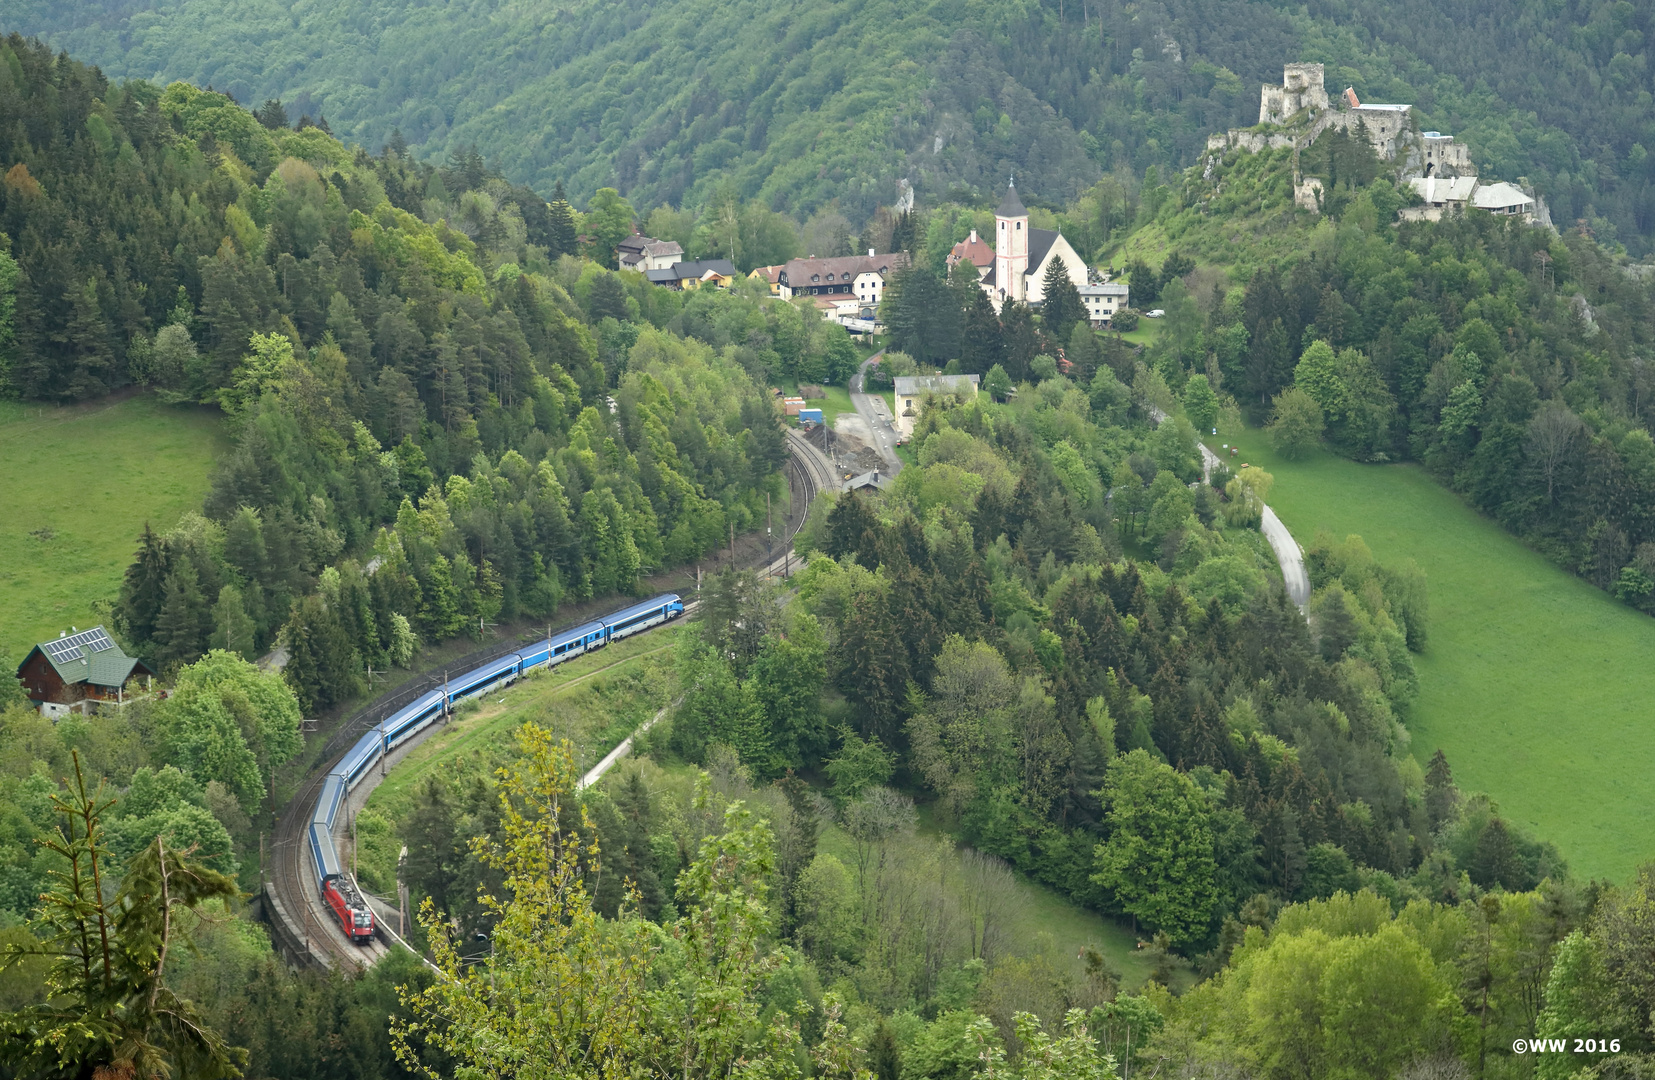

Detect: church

[974,181,1089,311]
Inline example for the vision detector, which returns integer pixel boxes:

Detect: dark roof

[996,181,1027,218]
[779,252,910,289]
[20,625,152,689]
[675,258,737,278]
[1027,228,1059,272]
[648,259,737,284]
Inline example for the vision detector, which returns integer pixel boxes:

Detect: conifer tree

[152,566,206,672]
[1040,257,1085,343]
[1067,321,1102,384]
[0,754,245,1080]
[547,187,579,258]
[208,584,257,660]
[119,524,171,649]
[1000,300,1038,383]
[961,288,1003,377]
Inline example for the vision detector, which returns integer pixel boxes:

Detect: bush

[1111,308,1140,332]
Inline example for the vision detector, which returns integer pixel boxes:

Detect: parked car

[1146,308,1166,318]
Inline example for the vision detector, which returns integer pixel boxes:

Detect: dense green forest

[871,127,1655,616]
[0,36,875,713]
[4,17,1655,1080]
[5,0,1653,251]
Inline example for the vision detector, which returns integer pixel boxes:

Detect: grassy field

[353,628,680,890]
[816,811,1183,992]
[0,394,225,658]
[1209,425,1655,882]
[776,378,856,428]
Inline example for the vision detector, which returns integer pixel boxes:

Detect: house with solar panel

[14,626,154,718]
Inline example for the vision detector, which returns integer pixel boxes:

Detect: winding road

[1155,408,1309,612]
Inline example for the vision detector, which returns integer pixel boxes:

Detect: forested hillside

[0,37,863,714]
[5,0,1653,250]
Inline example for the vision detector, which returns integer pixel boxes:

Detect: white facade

[984,181,1088,310]
[1079,282,1130,324]
[995,189,1029,303]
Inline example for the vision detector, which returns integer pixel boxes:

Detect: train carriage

[600,594,685,641]
[383,690,446,751]
[446,652,523,704]
[544,619,607,664]
[303,592,686,950]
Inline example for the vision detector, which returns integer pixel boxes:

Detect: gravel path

[1154,407,1309,613]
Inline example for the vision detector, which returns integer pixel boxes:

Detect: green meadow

[352,630,680,891]
[0,394,225,658]
[1214,427,1655,882]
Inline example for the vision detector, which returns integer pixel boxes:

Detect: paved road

[1153,407,1310,613]
[850,352,904,475]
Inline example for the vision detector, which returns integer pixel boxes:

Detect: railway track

[270,762,391,970]
[266,435,838,969]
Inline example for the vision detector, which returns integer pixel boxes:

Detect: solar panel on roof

[42,627,114,664]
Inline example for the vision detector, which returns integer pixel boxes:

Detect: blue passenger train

[305,593,686,941]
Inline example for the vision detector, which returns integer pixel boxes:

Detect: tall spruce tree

[152,566,206,673]
[1040,257,1085,344]
[961,287,1003,376]
[547,181,579,257]
[119,524,171,649]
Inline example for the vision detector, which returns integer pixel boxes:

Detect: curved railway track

[267,435,837,969]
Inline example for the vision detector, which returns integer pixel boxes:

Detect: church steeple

[996,178,1027,218]
[995,179,1029,303]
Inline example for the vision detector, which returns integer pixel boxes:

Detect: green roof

[23,625,150,688]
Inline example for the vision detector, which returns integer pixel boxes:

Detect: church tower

[995,180,1028,303]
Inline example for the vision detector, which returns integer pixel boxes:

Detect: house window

[1016,222,1022,230]
[811,274,819,283]
[826,273,835,281]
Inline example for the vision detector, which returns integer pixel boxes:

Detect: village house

[1079,282,1130,324]
[14,626,153,718]
[946,229,994,279]
[841,469,895,494]
[645,258,738,290]
[892,373,981,436]
[777,251,910,308]
[981,181,1089,311]
[749,264,785,295]
[1401,176,1536,222]
[616,233,685,272]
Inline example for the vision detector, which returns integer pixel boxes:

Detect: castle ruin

[1203,63,1539,222]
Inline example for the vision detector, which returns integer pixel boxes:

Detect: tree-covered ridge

[0,38,831,713]
[658,355,1565,967]
[8,0,1654,249]
[1105,138,1655,613]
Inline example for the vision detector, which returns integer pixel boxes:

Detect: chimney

[968,229,978,242]
[868,247,875,257]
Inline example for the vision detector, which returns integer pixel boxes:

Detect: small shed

[842,470,894,493]
[797,408,824,424]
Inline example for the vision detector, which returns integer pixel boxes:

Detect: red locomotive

[322,873,375,943]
